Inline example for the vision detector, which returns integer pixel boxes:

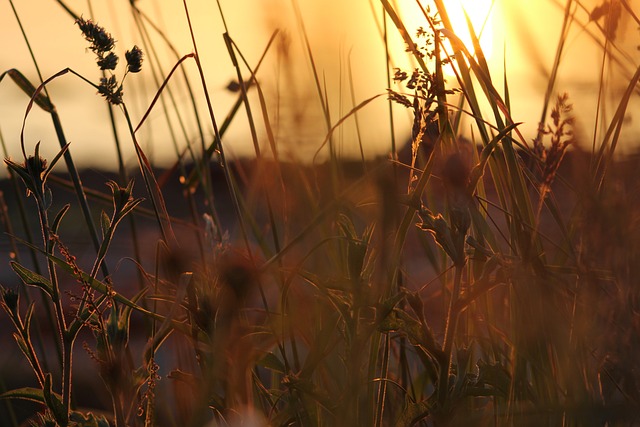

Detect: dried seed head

[97,51,119,71]
[98,75,123,105]
[387,89,412,108]
[76,17,116,54]
[393,68,408,82]
[125,45,143,73]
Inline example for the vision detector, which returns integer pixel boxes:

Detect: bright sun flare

[404,0,495,60]
[446,0,494,58]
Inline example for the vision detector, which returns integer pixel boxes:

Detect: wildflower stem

[34,193,71,420]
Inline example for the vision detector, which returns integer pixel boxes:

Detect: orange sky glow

[0,0,639,175]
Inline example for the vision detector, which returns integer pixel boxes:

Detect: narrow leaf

[51,204,71,235]
[12,333,30,359]
[24,302,35,333]
[5,69,54,112]
[394,399,431,427]
[100,210,111,239]
[10,262,54,296]
[44,373,67,425]
[42,142,70,184]
[258,352,286,374]
[0,387,47,404]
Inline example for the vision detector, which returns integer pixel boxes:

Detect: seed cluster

[76,17,143,104]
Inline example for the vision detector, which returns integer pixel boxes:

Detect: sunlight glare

[446,0,494,59]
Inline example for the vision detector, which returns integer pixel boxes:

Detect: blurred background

[0,0,639,175]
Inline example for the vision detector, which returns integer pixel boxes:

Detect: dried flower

[125,45,143,73]
[533,93,575,192]
[97,52,119,71]
[76,17,116,55]
[98,75,123,105]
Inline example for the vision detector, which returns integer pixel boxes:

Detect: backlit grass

[1,1,639,426]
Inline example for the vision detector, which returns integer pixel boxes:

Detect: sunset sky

[1,0,639,175]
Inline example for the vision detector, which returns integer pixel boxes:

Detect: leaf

[393,399,431,427]
[13,235,191,335]
[24,302,35,334]
[143,321,174,366]
[12,332,30,360]
[69,411,111,427]
[166,369,198,387]
[42,142,70,185]
[19,68,71,154]
[337,213,357,240]
[4,69,54,112]
[100,210,111,239]
[379,0,428,73]
[51,204,70,235]
[476,360,511,397]
[379,290,406,315]
[0,387,48,404]
[10,261,54,296]
[3,158,32,192]
[258,352,285,374]
[347,240,367,282]
[44,373,67,425]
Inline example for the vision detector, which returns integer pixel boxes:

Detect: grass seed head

[76,17,116,54]
[125,45,144,73]
[98,75,123,105]
[97,51,118,71]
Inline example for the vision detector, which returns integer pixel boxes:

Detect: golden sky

[1,0,639,174]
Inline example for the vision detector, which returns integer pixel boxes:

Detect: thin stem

[122,103,174,246]
[374,334,391,427]
[62,335,73,420]
[34,196,70,417]
[382,6,397,159]
[438,264,463,405]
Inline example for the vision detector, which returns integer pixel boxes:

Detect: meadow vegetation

[1,0,639,426]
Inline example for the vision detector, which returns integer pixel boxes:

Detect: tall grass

[1,0,639,426]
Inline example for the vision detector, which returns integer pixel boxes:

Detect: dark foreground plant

[2,146,144,426]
